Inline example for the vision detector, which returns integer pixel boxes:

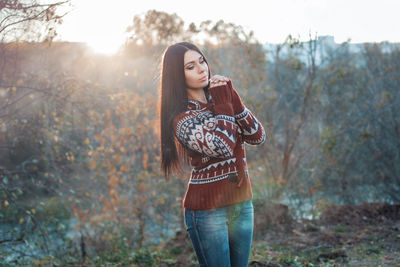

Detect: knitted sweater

[172,80,266,210]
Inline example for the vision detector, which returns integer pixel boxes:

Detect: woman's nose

[198,64,207,73]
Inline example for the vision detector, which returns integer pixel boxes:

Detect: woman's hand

[209,75,230,88]
[208,74,234,115]
[211,77,246,115]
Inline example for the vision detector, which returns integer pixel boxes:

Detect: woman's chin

[201,80,209,88]
[188,83,208,90]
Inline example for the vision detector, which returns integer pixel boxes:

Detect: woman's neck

[187,88,207,104]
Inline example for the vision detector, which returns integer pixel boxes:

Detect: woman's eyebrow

[184,56,203,67]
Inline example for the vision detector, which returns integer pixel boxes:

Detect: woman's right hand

[208,78,234,116]
[209,81,232,104]
[209,74,230,88]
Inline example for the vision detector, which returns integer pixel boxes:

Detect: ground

[161,202,400,266]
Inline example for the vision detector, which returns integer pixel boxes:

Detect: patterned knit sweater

[173,80,266,210]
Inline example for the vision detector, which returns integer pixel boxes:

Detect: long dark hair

[159,42,211,179]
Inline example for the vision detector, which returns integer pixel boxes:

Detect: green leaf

[17,188,23,195]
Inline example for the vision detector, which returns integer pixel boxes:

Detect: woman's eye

[187,66,194,70]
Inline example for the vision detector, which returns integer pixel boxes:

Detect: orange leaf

[90,158,96,169]
[139,182,147,192]
[142,153,148,169]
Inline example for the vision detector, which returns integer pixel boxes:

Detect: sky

[56,0,400,54]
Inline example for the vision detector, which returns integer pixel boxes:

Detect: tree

[360,43,400,202]
[198,19,257,45]
[125,9,186,46]
[256,35,319,204]
[0,0,70,42]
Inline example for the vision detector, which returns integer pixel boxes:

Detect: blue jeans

[184,200,254,267]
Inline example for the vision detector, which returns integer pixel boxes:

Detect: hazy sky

[56,0,400,54]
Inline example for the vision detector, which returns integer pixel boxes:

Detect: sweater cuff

[209,83,232,105]
[227,80,245,114]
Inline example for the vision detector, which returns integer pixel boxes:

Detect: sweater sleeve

[173,109,238,158]
[235,107,266,145]
[227,80,267,145]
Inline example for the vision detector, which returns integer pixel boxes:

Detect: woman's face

[184,50,209,90]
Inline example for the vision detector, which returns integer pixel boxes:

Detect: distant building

[262,35,367,65]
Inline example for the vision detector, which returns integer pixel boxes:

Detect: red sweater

[172,80,266,210]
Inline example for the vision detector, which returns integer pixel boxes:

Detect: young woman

[159,42,266,267]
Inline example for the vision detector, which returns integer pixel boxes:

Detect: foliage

[0,0,70,42]
[126,9,186,46]
[0,8,399,265]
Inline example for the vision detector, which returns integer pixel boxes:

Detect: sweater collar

[188,99,202,110]
[187,93,213,110]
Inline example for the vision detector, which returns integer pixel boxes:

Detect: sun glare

[57,0,132,55]
[56,0,400,52]
[86,37,124,55]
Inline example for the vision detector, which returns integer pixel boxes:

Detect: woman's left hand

[209,75,230,88]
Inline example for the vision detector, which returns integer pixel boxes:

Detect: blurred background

[1,0,399,266]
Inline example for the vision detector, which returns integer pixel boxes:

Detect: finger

[209,81,227,88]
[210,77,228,84]
[216,75,229,81]
[213,76,230,83]
[209,78,218,84]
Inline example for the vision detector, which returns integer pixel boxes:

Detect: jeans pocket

[230,201,253,221]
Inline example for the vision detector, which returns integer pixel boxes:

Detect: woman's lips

[199,76,208,82]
